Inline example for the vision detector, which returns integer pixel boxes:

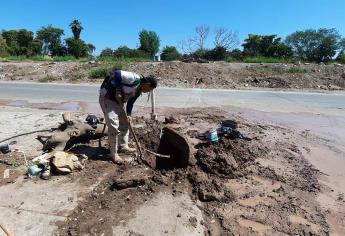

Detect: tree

[100,48,113,58]
[338,38,345,53]
[69,20,83,40]
[161,46,181,61]
[87,43,95,55]
[285,28,342,62]
[228,49,244,61]
[28,39,43,56]
[17,29,34,55]
[190,25,209,50]
[0,35,9,57]
[205,46,227,61]
[113,46,149,58]
[37,25,65,55]
[139,30,160,58]
[65,38,89,58]
[243,34,292,58]
[214,27,239,50]
[2,30,19,55]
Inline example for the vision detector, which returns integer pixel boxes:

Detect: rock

[189,217,198,228]
[51,151,77,174]
[328,85,342,90]
[319,85,328,90]
[334,63,343,67]
[304,63,310,65]
[341,73,345,79]
[111,178,146,190]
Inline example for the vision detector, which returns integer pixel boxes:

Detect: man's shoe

[119,146,137,154]
[110,154,124,164]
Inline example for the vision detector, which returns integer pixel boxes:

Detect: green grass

[243,57,290,63]
[70,73,84,82]
[89,59,145,79]
[99,56,149,63]
[285,66,308,73]
[52,56,77,62]
[38,75,60,83]
[0,55,89,62]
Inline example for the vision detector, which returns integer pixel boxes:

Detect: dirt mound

[195,138,265,178]
[55,109,329,235]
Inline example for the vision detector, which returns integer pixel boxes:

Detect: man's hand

[115,90,123,106]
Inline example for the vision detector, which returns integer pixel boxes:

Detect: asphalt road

[1,81,345,116]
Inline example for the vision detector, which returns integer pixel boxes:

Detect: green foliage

[70,73,84,82]
[69,20,83,40]
[100,48,113,58]
[243,57,289,63]
[243,34,293,58]
[286,28,342,62]
[0,35,9,57]
[113,46,150,58]
[227,49,244,61]
[38,75,59,82]
[28,39,43,56]
[36,25,65,56]
[53,55,77,61]
[1,30,19,55]
[337,52,345,64]
[205,46,227,61]
[285,67,307,73]
[139,30,160,58]
[0,29,41,57]
[87,43,95,55]
[90,61,128,79]
[90,67,110,78]
[65,38,90,58]
[161,46,181,61]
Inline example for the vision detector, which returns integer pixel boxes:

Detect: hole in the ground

[153,127,190,170]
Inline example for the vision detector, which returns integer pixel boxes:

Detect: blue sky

[1,0,344,54]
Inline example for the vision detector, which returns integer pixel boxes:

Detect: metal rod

[151,90,157,120]
[144,149,170,158]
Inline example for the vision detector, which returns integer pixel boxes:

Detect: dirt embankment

[1,61,345,90]
[52,109,329,236]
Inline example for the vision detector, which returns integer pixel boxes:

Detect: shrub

[286,67,307,73]
[89,61,128,79]
[53,55,77,61]
[161,46,181,61]
[337,52,345,64]
[227,49,244,61]
[70,73,84,82]
[243,56,288,63]
[204,46,227,61]
[90,67,110,78]
[38,75,59,82]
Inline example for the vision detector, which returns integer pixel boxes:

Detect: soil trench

[0,108,334,235]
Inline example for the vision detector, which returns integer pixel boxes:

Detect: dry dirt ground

[1,61,345,90]
[1,106,344,235]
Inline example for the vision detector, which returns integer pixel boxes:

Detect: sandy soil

[1,106,344,235]
[1,61,344,91]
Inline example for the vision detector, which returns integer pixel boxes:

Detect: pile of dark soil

[56,109,329,235]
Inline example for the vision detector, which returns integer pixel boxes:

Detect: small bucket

[207,129,219,142]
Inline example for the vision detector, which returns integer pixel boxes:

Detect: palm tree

[69,20,83,40]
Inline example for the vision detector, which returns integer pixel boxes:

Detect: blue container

[28,165,43,176]
[207,129,219,142]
